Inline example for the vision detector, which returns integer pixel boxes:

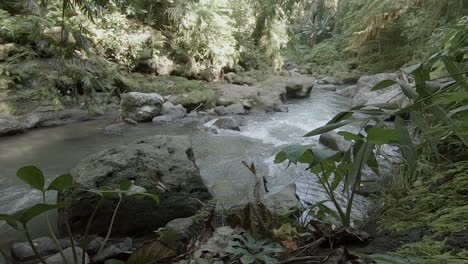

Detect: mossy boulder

[59,135,212,236]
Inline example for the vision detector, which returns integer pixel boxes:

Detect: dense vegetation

[0,0,467,264]
[1,0,466,116]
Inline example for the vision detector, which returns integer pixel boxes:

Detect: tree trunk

[251,10,268,46]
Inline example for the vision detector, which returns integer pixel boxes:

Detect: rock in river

[121,92,164,122]
[59,135,211,236]
[285,79,315,99]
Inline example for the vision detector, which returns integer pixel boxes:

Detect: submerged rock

[337,85,358,98]
[213,117,241,131]
[121,92,164,122]
[319,131,352,152]
[152,115,174,124]
[59,135,211,236]
[225,103,245,115]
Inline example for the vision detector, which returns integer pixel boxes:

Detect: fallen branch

[295,237,326,257]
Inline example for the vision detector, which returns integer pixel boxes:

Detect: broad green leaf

[47,174,73,191]
[371,80,397,91]
[326,106,365,125]
[274,145,313,165]
[17,166,45,192]
[367,128,401,145]
[120,179,133,191]
[16,203,69,225]
[316,203,339,220]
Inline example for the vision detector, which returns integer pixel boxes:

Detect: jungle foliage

[276,15,468,262]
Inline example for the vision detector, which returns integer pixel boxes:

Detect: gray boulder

[337,85,358,98]
[285,79,315,99]
[160,217,195,252]
[44,247,89,264]
[0,118,27,136]
[214,106,227,116]
[319,77,340,85]
[319,131,352,152]
[152,115,174,124]
[11,237,57,261]
[104,123,125,135]
[231,75,256,86]
[0,43,18,61]
[59,136,211,236]
[224,72,237,83]
[352,73,407,107]
[121,92,164,122]
[225,103,245,115]
[162,102,187,118]
[213,117,241,131]
[273,105,289,113]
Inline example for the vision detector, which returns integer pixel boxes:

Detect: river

[0,88,367,255]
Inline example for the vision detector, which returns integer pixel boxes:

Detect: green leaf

[410,111,439,158]
[0,214,21,230]
[47,174,73,191]
[304,119,358,137]
[337,131,362,141]
[402,63,422,74]
[367,128,401,145]
[395,117,417,174]
[274,145,313,165]
[398,81,419,100]
[120,179,133,191]
[16,203,69,225]
[371,80,397,91]
[17,166,45,192]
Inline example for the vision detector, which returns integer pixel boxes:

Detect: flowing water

[0,88,367,252]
